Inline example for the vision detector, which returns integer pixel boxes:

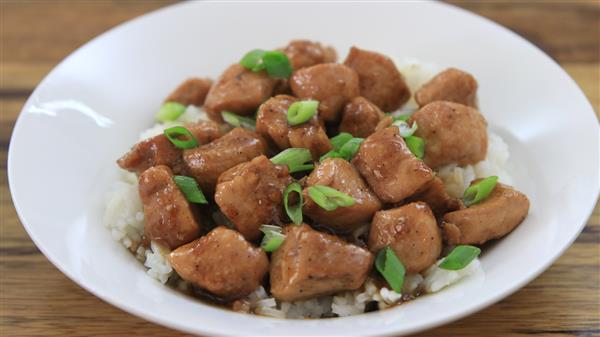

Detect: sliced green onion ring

[463,176,498,207]
[173,175,208,204]
[391,113,411,122]
[259,225,285,252]
[319,150,345,162]
[307,185,355,211]
[156,102,186,122]
[270,148,314,173]
[393,120,418,138]
[439,245,481,270]
[287,100,318,126]
[164,126,199,149]
[283,182,303,225]
[262,50,293,78]
[404,135,425,159]
[375,246,405,293]
[221,111,256,131]
[240,49,266,72]
[330,132,353,150]
[338,137,364,160]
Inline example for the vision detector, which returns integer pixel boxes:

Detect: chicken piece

[343,47,410,112]
[165,77,212,107]
[368,202,442,273]
[138,165,201,249]
[183,128,267,194]
[117,121,228,174]
[339,96,386,137]
[352,126,434,203]
[443,181,530,245]
[281,39,337,70]
[290,63,359,122]
[410,101,487,169]
[303,158,381,232]
[415,68,478,108]
[270,224,373,301]
[204,64,276,121]
[215,155,293,240]
[405,176,462,217]
[168,227,269,300]
[255,95,332,158]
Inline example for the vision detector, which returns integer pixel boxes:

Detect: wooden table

[1,1,598,336]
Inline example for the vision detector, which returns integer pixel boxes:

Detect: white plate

[8,2,599,336]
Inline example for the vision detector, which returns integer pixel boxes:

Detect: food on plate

[106,39,530,319]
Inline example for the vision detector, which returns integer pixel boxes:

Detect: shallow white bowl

[8,2,599,336]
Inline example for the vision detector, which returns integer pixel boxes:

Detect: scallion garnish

[240,49,292,78]
[319,150,345,162]
[330,132,353,150]
[391,113,411,122]
[221,111,256,131]
[393,120,418,138]
[375,246,405,294]
[283,182,303,225]
[163,126,199,149]
[156,102,186,122]
[287,100,318,126]
[439,245,481,270]
[270,148,314,173]
[463,176,498,207]
[338,137,364,160]
[259,225,285,252]
[173,175,208,204]
[307,185,355,211]
[404,135,425,159]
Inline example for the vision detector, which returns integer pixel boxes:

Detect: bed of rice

[103,59,511,318]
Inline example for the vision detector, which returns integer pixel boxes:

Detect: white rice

[102,61,508,319]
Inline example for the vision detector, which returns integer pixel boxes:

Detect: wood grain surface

[1,1,598,336]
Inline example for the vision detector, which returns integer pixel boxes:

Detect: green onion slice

[221,111,256,131]
[287,100,318,126]
[439,245,481,270]
[404,135,425,159]
[163,126,199,149]
[307,185,355,211]
[319,150,345,162]
[156,102,186,122]
[240,49,292,78]
[240,49,267,72]
[270,148,314,173]
[263,50,293,78]
[393,120,418,138]
[259,225,285,252]
[283,182,303,225]
[463,176,498,207]
[338,137,364,160]
[173,175,208,204]
[375,246,405,293]
[330,132,353,150]
[390,113,411,122]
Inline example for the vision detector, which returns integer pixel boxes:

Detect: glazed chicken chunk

[302,158,382,232]
[410,101,488,169]
[270,224,373,301]
[255,95,332,159]
[138,165,201,249]
[117,120,228,175]
[165,77,213,107]
[343,47,410,112]
[169,227,269,300]
[204,64,276,121]
[290,63,359,122]
[339,96,386,138]
[443,180,530,245]
[352,126,434,203]
[281,40,337,70]
[369,202,442,273]
[215,155,292,241]
[415,68,478,108]
[183,127,267,194]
